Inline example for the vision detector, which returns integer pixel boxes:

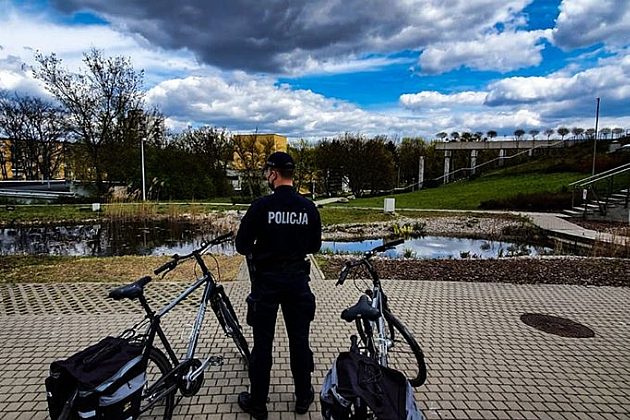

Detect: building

[0,138,67,180]
[229,133,287,191]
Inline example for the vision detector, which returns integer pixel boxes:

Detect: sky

[0,0,629,141]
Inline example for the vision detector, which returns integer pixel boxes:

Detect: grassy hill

[341,172,585,210]
[340,140,626,211]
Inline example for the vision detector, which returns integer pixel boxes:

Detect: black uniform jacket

[235,185,322,273]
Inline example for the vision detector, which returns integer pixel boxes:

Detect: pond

[0,222,235,257]
[1,222,552,259]
[321,236,553,259]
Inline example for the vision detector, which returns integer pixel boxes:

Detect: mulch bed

[319,256,630,288]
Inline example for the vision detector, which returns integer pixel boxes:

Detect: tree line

[436,126,626,143]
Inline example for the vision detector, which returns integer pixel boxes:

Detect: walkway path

[1,275,629,419]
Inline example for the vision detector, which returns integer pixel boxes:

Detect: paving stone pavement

[1,278,629,420]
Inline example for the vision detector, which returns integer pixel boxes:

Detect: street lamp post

[591,97,600,176]
[141,136,146,201]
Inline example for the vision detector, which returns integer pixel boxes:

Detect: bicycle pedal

[208,355,224,366]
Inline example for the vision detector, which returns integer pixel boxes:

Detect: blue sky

[1,0,629,140]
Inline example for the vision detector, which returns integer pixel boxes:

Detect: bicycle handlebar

[336,238,404,286]
[154,232,234,275]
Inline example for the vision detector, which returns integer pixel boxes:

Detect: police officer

[236,151,322,419]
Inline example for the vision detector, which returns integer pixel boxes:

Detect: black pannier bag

[45,336,147,420]
[320,351,424,420]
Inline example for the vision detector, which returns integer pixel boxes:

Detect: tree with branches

[612,127,624,139]
[0,92,67,180]
[544,128,554,140]
[232,133,275,199]
[557,127,570,140]
[486,130,497,140]
[33,48,145,193]
[529,129,539,140]
[513,129,525,140]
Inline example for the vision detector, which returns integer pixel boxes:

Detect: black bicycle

[337,238,427,387]
[107,232,250,419]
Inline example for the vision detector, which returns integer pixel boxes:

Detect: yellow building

[0,138,66,180]
[230,133,288,192]
[0,138,13,180]
[232,133,287,170]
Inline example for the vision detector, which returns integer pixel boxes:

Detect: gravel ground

[571,219,630,237]
[322,215,529,240]
[319,255,630,287]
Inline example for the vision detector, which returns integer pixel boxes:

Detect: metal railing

[570,163,630,216]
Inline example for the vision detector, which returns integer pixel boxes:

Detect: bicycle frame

[135,256,225,410]
[360,260,392,367]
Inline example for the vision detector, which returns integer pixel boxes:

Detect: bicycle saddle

[108,276,152,300]
[341,294,381,322]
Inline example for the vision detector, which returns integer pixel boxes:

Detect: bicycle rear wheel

[216,296,250,367]
[140,346,176,419]
[384,310,427,387]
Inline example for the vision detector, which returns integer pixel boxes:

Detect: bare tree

[557,127,570,140]
[0,92,67,180]
[33,49,145,192]
[232,133,275,198]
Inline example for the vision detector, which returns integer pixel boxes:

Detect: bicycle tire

[384,310,427,387]
[140,346,176,420]
[216,296,251,366]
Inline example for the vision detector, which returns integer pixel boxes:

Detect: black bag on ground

[45,336,147,420]
[320,351,424,420]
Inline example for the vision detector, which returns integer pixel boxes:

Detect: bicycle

[107,232,250,419]
[336,238,427,388]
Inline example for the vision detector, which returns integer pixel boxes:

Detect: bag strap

[58,388,78,420]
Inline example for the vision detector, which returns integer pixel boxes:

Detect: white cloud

[485,53,630,106]
[553,0,630,49]
[400,91,487,109]
[419,30,551,74]
[0,5,202,86]
[146,74,432,139]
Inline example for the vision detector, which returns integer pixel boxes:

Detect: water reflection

[0,222,235,257]
[322,236,552,259]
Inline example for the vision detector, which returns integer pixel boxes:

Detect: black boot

[295,385,315,414]
[238,391,268,420]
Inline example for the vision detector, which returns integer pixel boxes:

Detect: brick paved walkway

[1,278,629,419]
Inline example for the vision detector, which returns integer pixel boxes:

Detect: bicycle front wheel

[216,296,251,367]
[140,346,176,419]
[384,310,427,387]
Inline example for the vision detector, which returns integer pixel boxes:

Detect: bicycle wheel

[140,346,176,419]
[384,310,427,387]
[216,296,251,366]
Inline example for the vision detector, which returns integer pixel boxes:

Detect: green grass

[342,172,586,210]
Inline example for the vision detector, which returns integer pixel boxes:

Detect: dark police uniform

[236,184,322,411]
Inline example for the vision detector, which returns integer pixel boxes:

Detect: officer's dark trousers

[246,273,316,406]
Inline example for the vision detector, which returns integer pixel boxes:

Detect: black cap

[264,152,294,170]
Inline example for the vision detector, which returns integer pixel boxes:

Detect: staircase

[564,163,630,221]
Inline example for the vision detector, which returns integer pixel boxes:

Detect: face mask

[266,169,277,191]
